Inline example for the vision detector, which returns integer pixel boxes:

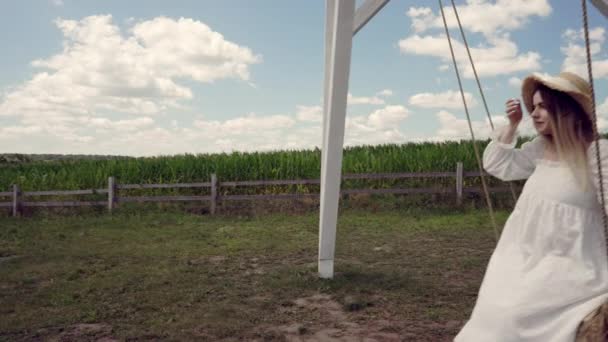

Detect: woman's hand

[497,98,523,145]
[506,98,523,128]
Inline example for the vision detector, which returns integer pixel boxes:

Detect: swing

[438,0,608,339]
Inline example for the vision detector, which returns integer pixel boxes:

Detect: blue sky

[1,0,607,156]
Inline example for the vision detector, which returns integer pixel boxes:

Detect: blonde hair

[535,84,593,188]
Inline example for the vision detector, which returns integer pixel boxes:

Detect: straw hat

[521,71,593,120]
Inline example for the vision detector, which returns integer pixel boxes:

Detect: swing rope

[438,0,499,241]
[581,0,608,255]
[448,0,520,205]
[447,0,493,130]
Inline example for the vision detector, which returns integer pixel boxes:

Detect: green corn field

[0,138,527,192]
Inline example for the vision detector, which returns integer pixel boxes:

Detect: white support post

[321,0,336,165]
[12,184,20,217]
[108,176,115,213]
[322,0,388,169]
[456,162,463,206]
[210,174,217,215]
[318,0,356,279]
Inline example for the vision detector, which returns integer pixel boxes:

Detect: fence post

[456,162,463,206]
[210,174,217,215]
[12,184,21,217]
[108,176,115,213]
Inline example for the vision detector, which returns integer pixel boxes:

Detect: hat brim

[521,73,593,121]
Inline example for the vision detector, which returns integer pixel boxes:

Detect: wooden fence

[1,162,517,217]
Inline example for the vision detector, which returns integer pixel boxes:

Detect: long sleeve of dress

[482,125,544,181]
[588,139,608,212]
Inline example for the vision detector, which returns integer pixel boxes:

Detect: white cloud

[107,127,177,154]
[297,103,410,147]
[376,89,393,97]
[130,17,261,82]
[0,93,412,155]
[562,27,605,44]
[409,90,477,109]
[560,27,608,79]
[435,110,488,140]
[407,1,551,38]
[0,15,261,141]
[347,93,385,105]
[1,100,547,156]
[408,7,436,34]
[366,105,410,129]
[63,112,302,155]
[81,116,155,132]
[432,110,536,141]
[598,97,608,131]
[5,7,571,155]
[51,0,64,6]
[172,105,410,152]
[0,125,44,136]
[296,105,322,123]
[0,115,157,149]
[194,113,295,136]
[599,97,608,116]
[345,125,406,146]
[399,34,542,78]
[64,135,94,143]
[401,1,549,79]
[508,77,522,88]
[344,105,410,146]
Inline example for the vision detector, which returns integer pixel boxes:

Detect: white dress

[455,126,608,342]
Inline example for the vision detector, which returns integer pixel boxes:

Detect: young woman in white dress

[455,71,608,341]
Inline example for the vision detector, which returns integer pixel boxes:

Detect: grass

[0,207,509,341]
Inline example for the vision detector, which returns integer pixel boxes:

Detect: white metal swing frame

[318,0,608,279]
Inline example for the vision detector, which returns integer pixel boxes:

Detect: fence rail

[1,162,516,217]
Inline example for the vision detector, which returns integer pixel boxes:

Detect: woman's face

[531,90,553,136]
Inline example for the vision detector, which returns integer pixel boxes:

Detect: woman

[455,71,608,341]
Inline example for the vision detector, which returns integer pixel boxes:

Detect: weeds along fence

[1,162,521,217]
